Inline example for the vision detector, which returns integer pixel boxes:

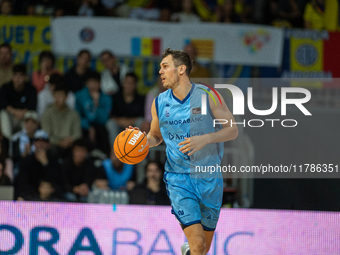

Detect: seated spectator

[191,0,219,21]
[183,43,211,78]
[216,0,241,23]
[54,4,65,17]
[25,2,37,15]
[0,131,12,182]
[130,7,161,20]
[75,71,111,156]
[0,159,11,185]
[268,0,301,28]
[15,130,62,200]
[61,139,96,202]
[41,82,82,159]
[159,4,172,22]
[171,0,200,22]
[236,0,254,24]
[0,64,37,140]
[78,0,104,16]
[129,161,169,205]
[11,111,39,177]
[100,50,130,95]
[101,149,136,191]
[65,49,92,93]
[29,179,60,201]
[37,73,75,117]
[0,0,12,15]
[92,167,109,191]
[0,43,13,88]
[31,0,56,16]
[141,77,167,133]
[31,50,61,93]
[107,72,145,146]
[304,0,325,30]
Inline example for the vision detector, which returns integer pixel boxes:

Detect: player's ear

[179,65,186,75]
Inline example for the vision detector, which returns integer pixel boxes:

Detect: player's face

[159,55,179,89]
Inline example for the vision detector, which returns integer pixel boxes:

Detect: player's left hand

[178,135,209,156]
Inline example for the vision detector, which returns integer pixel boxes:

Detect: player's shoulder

[156,88,171,100]
[193,82,209,90]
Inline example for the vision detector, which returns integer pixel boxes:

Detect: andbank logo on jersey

[200,84,312,128]
[168,132,204,140]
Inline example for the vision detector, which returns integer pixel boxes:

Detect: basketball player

[129,48,238,255]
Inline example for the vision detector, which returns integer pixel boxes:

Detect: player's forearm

[206,126,238,144]
[147,131,163,148]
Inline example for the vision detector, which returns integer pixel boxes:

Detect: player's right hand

[125,126,147,136]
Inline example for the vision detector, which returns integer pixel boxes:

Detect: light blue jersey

[156,82,224,230]
[156,82,223,174]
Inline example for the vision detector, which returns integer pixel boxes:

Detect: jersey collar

[171,82,195,104]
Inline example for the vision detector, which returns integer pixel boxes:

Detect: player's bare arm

[147,98,163,148]
[179,90,238,156]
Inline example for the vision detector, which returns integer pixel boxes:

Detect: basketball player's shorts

[163,171,223,231]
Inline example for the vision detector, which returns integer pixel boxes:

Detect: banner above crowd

[0,16,51,71]
[259,29,340,88]
[52,17,284,67]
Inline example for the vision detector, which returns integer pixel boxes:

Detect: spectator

[101,149,136,191]
[0,0,12,15]
[0,131,12,182]
[269,0,301,27]
[29,179,59,201]
[159,5,172,21]
[101,0,123,15]
[191,0,219,21]
[25,2,36,15]
[54,4,65,17]
[0,159,11,185]
[78,0,104,16]
[141,77,167,133]
[11,111,39,177]
[304,0,325,30]
[237,0,254,24]
[183,43,211,78]
[31,0,56,16]
[0,64,37,140]
[75,71,111,156]
[0,131,9,162]
[130,7,161,20]
[31,50,60,93]
[61,139,96,202]
[171,0,200,22]
[15,130,62,200]
[129,161,169,205]
[216,0,241,23]
[100,50,130,95]
[65,49,92,93]
[41,82,82,159]
[0,43,13,88]
[37,73,75,117]
[107,72,145,146]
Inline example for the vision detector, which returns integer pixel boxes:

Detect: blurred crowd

[0,42,192,205]
[0,0,337,30]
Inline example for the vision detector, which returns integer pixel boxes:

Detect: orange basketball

[114,129,149,165]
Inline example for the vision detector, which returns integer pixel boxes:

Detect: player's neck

[172,78,192,101]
